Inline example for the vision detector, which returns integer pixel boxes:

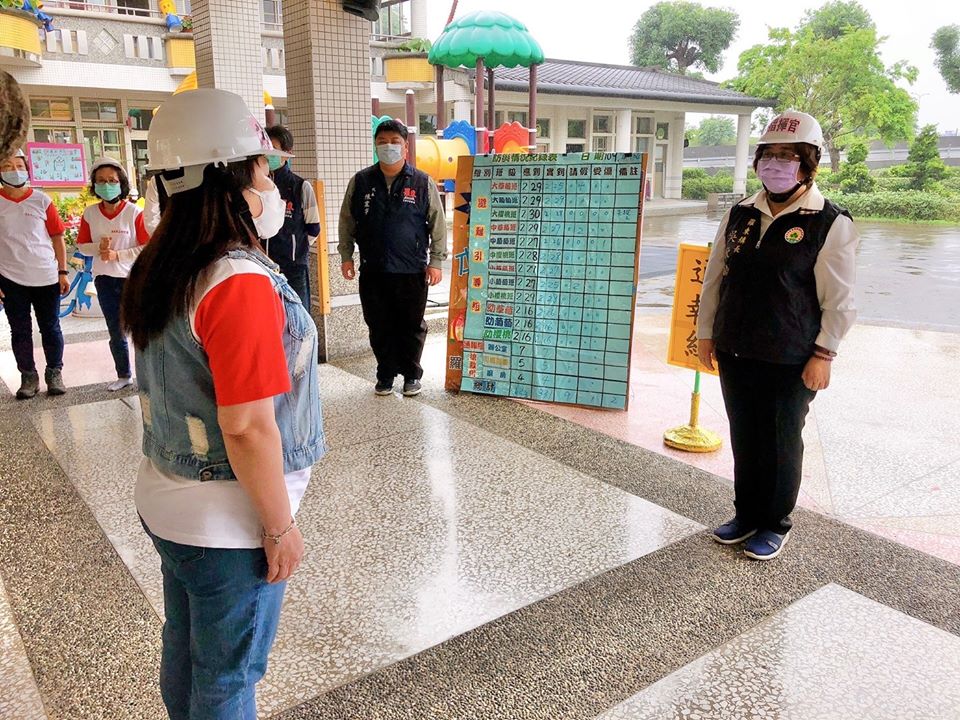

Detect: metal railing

[44,1,166,19]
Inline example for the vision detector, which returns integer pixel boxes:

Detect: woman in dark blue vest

[697,110,859,561]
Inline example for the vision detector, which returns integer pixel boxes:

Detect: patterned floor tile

[33,365,703,717]
[597,583,960,719]
[0,573,47,720]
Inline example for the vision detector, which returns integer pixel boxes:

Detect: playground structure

[372,10,545,187]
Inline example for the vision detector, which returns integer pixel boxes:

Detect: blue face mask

[1,170,29,188]
[377,143,404,165]
[95,182,122,202]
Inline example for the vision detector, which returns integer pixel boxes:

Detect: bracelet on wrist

[813,353,834,362]
[813,344,837,357]
[261,518,295,545]
[58,270,69,276]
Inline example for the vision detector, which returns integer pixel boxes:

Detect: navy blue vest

[713,197,851,364]
[266,164,308,271]
[350,163,430,274]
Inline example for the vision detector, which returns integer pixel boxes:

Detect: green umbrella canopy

[428,10,544,69]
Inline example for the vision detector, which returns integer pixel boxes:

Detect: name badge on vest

[402,187,417,205]
[784,227,804,244]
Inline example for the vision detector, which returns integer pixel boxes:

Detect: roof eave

[494,79,773,108]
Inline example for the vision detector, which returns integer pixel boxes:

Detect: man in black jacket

[265,125,321,307]
[338,119,447,397]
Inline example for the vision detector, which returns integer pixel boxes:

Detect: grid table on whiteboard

[461,152,644,410]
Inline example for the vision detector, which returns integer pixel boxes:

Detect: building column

[733,112,751,195]
[453,99,471,122]
[664,113,685,199]
[282,0,373,360]
[191,0,265,122]
[410,0,428,39]
[615,107,632,153]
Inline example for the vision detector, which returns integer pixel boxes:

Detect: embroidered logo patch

[402,187,417,204]
[784,227,804,244]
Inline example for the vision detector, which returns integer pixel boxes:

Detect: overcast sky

[425,0,960,132]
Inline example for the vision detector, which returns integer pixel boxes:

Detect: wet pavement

[637,213,960,331]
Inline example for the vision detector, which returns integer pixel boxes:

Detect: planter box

[384,53,434,86]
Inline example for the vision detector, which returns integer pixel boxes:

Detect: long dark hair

[121,158,260,350]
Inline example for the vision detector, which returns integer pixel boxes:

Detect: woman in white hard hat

[121,88,325,718]
[0,148,69,398]
[76,156,149,391]
[696,110,859,561]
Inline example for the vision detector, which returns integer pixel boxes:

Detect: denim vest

[136,248,326,481]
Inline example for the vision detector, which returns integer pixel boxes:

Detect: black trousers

[0,274,64,373]
[279,263,310,310]
[716,350,816,534]
[358,270,428,383]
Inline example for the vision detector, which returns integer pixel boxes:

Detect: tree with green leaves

[801,0,873,40]
[729,4,916,171]
[932,25,960,94]
[905,124,947,190]
[833,138,875,193]
[629,1,739,75]
[686,116,736,146]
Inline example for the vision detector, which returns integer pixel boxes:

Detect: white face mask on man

[250,183,286,239]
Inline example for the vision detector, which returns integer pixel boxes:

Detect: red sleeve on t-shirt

[134,212,151,244]
[193,273,291,406]
[45,201,66,236]
[76,216,91,245]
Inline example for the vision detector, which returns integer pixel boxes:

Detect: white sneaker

[107,377,134,392]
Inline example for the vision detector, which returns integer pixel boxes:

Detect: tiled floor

[598,583,960,719]
[0,574,46,720]
[33,369,702,717]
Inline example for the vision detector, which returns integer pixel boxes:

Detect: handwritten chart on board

[459,152,646,410]
[25,143,86,187]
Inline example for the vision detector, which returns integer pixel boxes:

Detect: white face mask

[377,143,404,165]
[250,184,286,239]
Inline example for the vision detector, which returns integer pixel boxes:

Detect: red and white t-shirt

[135,256,311,549]
[76,200,150,278]
[0,187,65,287]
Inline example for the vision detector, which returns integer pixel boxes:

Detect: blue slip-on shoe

[712,517,758,545]
[743,530,790,561]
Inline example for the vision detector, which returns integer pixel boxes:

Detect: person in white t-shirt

[76,156,150,391]
[0,148,69,399]
[119,89,325,719]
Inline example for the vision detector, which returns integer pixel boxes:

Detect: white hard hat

[13,148,25,158]
[147,88,290,194]
[758,110,823,151]
[91,156,124,173]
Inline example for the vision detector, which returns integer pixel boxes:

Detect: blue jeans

[141,520,286,720]
[94,275,130,378]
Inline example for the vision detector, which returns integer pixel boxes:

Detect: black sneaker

[402,379,422,396]
[374,379,394,396]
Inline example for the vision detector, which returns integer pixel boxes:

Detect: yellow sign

[667,243,717,375]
